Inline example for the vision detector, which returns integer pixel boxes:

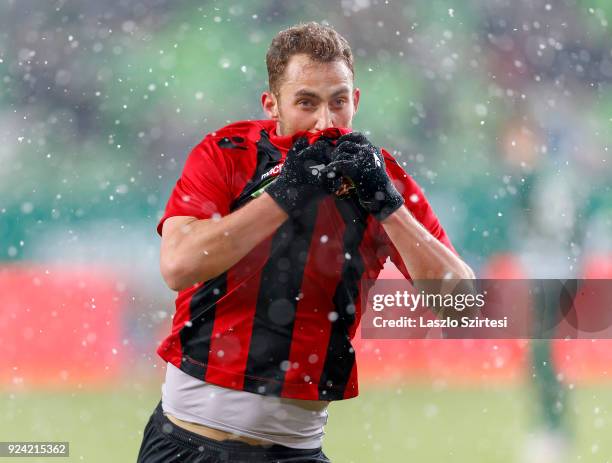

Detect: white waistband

[161,362,329,449]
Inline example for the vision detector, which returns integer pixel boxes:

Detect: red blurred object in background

[557,254,612,383]
[0,264,123,389]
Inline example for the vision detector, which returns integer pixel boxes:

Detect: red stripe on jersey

[157,284,201,368]
[204,237,275,389]
[280,197,347,399]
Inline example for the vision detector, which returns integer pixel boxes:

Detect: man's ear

[261,91,279,120]
[352,87,361,114]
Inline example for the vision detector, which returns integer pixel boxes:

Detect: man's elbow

[160,257,218,292]
[160,259,181,291]
[160,259,194,292]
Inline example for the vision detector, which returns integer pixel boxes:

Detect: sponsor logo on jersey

[261,163,283,180]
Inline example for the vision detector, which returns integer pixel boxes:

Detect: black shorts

[136,400,331,463]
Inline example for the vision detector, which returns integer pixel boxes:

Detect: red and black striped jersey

[156,119,456,401]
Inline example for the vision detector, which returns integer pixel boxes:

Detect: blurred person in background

[137,21,473,463]
[481,2,612,459]
[500,108,577,463]
[500,89,605,463]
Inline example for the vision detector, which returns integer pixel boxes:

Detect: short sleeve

[378,149,457,280]
[156,136,232,236]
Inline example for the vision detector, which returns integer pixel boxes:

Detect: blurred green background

[2,0,612,461]
[5,384,612,462]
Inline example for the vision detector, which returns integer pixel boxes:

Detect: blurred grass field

[3,383,612,463]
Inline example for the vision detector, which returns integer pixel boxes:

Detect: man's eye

[298,100,313,107]
[335,99,347,107]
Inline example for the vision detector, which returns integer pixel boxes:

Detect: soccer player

[137,21,474,463]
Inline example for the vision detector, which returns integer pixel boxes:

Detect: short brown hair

[266,22,354,95]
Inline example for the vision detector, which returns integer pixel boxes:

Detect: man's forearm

[163,193,287,290]
[381,205,475,280]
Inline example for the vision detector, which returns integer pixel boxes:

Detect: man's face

[262,54,360,136]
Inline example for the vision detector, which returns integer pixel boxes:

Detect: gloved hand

[266,137,337,217]
[321,132,404,221]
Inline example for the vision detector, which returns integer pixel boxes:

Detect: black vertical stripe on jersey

[230,130,283,211]
[243,200,320,396]
[179,273,227,379]
[318,197,368,400]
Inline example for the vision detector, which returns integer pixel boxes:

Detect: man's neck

[275,121,284,136]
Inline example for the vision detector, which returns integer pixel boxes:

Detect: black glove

[266,137,335,217]
[321,132,404,221]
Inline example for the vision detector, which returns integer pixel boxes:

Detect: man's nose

[312,106,334,132]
